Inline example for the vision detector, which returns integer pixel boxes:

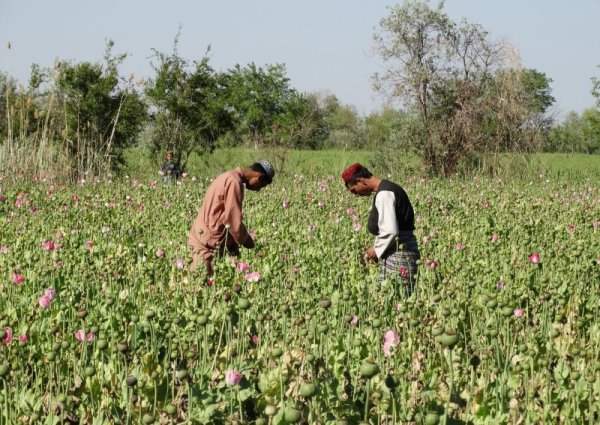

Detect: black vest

[367,180,415,236]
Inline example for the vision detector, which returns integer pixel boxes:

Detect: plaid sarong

[380,232,420,297]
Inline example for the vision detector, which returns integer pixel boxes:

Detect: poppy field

[0,171,599,424]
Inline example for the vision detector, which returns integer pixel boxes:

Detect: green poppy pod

[0,364,10,377]
[264,405,278,416]
[284,407,302,423]
[431,325,444,336]
[145,309,155,319]
[238,298,250,310]
[76,310,88,319]
[321,299,332,309]
[164,405,177,416]
[436,330,459,349]
[359,360,380,378]
[84,366,96,377]
[255,419,267,425]
[176,369,188,380]
[501,307,514,317]
[125,375,138,387]
[142,413,154,424]
[385,374,400,389]
[372,318,382,328]
[299,382,318,398]
[425,412,440,425]
[271,347,283,358]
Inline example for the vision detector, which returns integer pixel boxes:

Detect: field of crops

[0,167,598,424]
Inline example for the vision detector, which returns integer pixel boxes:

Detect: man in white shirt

[342,163,420,296]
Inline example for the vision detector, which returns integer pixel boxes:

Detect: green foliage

[224,62,295,145]
[373,0,556,176]
[547,110,600,154]
[55,41,147,175]
[321,95,366,149]
[145,36,233,170]
[591,65,600,108]
[520,69,555,114]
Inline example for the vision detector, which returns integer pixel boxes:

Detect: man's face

[246,175,269,192]
[347,178,370,197]
[167,153,173,161]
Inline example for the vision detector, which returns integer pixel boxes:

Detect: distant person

[188,160,275,276]
[341,163,420,297]
[160,151,181,183]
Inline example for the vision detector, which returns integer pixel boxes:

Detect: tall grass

[123,147,600,181]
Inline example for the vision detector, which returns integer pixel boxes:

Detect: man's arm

[223,179,252,248]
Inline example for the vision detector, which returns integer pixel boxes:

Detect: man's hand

[365,247,378,264]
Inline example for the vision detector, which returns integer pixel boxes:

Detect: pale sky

[1,0,599,120]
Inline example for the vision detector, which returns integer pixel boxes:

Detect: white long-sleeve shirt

[373,191,399,258]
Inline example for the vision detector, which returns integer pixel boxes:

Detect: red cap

[341,163,361,183]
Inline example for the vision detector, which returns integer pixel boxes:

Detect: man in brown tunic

[188,160,275,276]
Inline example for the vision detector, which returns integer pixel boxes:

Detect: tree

[592,65,600,109]
[145,36,233,170]
[55,41,147,178]
[224,63,295,147]
[320,94,365,148]
[373,0,554,176]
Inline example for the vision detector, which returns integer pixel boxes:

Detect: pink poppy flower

[18,334,28,343]
[353,223,362,232]
[207,278,215,286]
[317,200,325,207]
[244,272,261,282]
[45,288,56,300]
[174,258,185,269]
[482,201,490,208]
[398,267,409,278]
[42,240,56,251]
[225,369,244,386]
[0,195,5,202]
[282,199,290,209]
[384,330,399,345]
[567,224,575,233]
[75,329,95,342]
[86,240,94,249]
[236,262,250,272]
[425,260,439,270]
[250,335,260,345]
[350,315,359,326]
[0,246,8,254]
[491,234,500,243]
[514,309,524,317]
[1,328,13,344]
[155,249,165,258]
[12,272,25,285]
[454,243,464,251]
[529,253,541,264]
[38,295,52,308]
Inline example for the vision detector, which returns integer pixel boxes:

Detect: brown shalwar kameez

[188,168,250,273]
